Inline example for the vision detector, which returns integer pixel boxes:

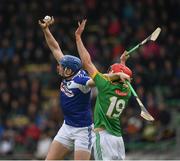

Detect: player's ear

[69,69,74,75]
[65,68,74,76]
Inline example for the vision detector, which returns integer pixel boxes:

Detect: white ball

[44,15,51,21]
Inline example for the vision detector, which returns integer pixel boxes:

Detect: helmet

[59,55,82,73]
[108,63,132,77]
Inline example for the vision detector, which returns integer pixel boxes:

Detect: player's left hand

[75,19,87,37]
[119,72,130,82]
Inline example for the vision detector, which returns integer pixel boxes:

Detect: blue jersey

[60,70,92,127]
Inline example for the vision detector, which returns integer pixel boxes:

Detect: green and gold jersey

[92,72,131,136]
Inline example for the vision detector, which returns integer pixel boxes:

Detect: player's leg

[94,130,125,160]
[46,140,70,160]
[73,125,95,160]
[46,122,73,160]
[74,150,91,160]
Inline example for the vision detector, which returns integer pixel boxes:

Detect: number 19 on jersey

[106,96,126,118]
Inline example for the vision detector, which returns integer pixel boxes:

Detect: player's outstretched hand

[75,19,87,38]
[120,50,129,65]
[38,16,54,29]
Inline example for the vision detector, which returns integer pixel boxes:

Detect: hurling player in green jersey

[75,19,132,160]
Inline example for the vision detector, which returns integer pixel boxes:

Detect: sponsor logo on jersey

[60,83,74,97]
[115,89,128,96]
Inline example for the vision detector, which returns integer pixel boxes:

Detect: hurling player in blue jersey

[39,16,95,160]
[39,16,128,160]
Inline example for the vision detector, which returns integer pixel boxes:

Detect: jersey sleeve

[92,72,110,92]
[73,70,90,86]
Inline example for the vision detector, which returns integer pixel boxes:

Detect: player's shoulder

[73,70,90,85]
[94,72,109,81]
[74,70,89,78]
[79,70,89,76]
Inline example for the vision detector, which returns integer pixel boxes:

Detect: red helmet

[108,63,132,77]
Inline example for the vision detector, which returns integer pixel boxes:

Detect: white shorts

[93,130,125,160]
[54,122,94,153]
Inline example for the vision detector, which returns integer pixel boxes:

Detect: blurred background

[0,0,179,159]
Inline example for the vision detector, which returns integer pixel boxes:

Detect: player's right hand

[120,50,129,65]
[38,16,54,29]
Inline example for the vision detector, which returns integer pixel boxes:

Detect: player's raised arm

[104,72,130,82]
[75,19,97,77]
[39,16,63,62]
[120,50,129,65]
